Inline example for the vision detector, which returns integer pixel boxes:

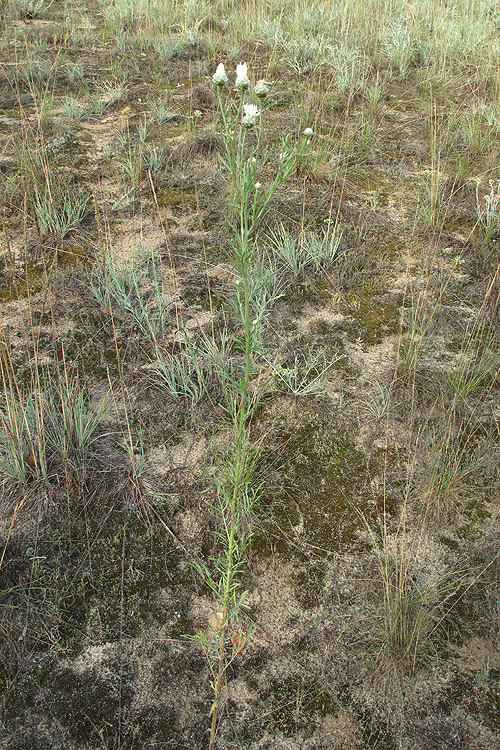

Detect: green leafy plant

[191,61,314,749]
[149,101,178,124]
[143,144,165,171]
[62,96,88,121]
[16,0,53,19]
[267,347,343,396]
[475,178,500,255]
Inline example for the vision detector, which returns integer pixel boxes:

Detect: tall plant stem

[200,69,312,747]
[209,428,246,750]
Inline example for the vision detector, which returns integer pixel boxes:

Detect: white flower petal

[243,103,260,118]
[212,63,228,85]
[236,62,248,78]
[235,62,250,89]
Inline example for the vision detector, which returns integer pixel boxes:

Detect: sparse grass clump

[0,367,107,492]
[32,185,90,241]
[89,246,171,344]
[267,224,343,273]
[371,529,455,671]
[153,345,206,404]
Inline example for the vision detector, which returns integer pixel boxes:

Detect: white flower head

[212,63,228,86]
[244,103,260,117]
[303,127,314,137]
[255,182,262,189]
[255,79,269,98]
[242,102,260,128]
[235,62,250,90]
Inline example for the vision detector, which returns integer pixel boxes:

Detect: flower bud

[255,79,269,98]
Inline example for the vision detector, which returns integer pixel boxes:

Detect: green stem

[209,433,244,750]
[205,81,311,750]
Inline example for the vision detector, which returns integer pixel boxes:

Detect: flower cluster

[213,62,265,94]
[212,62,267,130]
